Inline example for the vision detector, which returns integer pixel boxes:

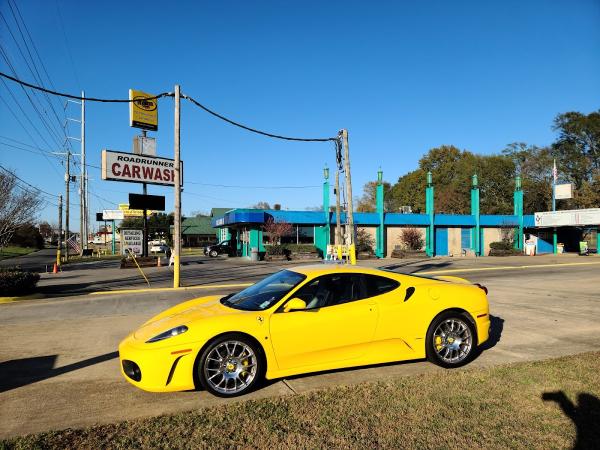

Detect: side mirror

[283,298,307,313]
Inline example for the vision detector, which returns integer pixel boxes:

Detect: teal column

[375,168,384,258]
[513,176,524,250]
[323,165,330,247]
[425,171,434,256]
[471,174,480,255]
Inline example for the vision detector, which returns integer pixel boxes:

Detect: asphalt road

[1,255,599,438]
[0,248,58,272]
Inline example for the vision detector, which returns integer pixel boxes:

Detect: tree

[10,223,44,249]
[399,228,424,251]
[38,222,53,241]
[262,217,292,244]
[251,201,271,210]
[0,170,43,249]
[356,181,393,212]
[119,213,173,244]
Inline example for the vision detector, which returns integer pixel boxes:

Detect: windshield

[221,270,306,311]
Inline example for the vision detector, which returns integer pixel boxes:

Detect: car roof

[286,264,393,277]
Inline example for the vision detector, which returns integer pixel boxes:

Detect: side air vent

[404,287,416,302]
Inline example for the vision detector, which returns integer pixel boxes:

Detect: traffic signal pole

[173,85,181,288]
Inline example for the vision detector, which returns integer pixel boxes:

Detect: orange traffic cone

[53,263,58,274]
[157,256,162,267]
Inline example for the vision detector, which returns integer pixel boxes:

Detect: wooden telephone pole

[173,85,181,288]
[335,170,342,245]
[341,129,354,246]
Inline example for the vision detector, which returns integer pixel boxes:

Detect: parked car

[205,240,234,257]
[119,265,490,397]
[150,244,169,254]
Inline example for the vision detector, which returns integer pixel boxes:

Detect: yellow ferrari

[119,265,490,397]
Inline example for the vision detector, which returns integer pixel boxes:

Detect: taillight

[475,283,488,295]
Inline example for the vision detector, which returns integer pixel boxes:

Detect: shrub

[400,228,424,251]
[489,241,513,251]
[356,229,375,253]
[0,268,40,296]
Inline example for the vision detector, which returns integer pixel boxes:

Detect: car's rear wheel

[197,333,263,397]
[209,249,218,257]
[426,311,476,368]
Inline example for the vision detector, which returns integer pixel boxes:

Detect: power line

[186,180,320,189]
[182,93,338,142]
[3,1,67,144]
[0,71,171,102]
[0,165,60,198]
[54,0,81,90]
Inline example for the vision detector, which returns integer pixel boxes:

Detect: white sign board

[101,150,183,186]
[534,208,600,227]
[554,183,573,200]
[121,229,143,255]
[133,136,156,156]
[103,209,125,220]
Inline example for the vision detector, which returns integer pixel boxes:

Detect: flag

[552,159,558,183]
[66,234,81,254]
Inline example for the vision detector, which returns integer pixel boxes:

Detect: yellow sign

[118,203,153,217]
[129,89,158,131]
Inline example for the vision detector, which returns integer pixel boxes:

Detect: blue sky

[1,0,599,228]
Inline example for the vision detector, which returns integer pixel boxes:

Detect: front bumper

[118,335,198,392]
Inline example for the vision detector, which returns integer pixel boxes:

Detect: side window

[288,274,368,310]
[364,274,400,297]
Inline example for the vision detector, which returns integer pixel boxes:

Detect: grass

[2,352,600,449]
[0,246,38,261]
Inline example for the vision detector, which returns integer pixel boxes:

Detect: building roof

[212,208,536,228]
[181,216,215,235]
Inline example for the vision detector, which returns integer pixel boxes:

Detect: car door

[268,274,379,371]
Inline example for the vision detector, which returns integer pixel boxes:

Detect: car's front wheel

[197,333,263,397]
[426,311,477,368]
[209,249,218,257]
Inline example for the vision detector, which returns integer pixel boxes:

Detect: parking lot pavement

[1,255,599,437]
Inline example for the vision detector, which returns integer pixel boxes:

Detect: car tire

[196,333,264,397]
[426,311,477,368]
[209,250,218,257]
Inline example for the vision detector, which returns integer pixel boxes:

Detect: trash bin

[525,242,536,256]
[557,243,564,254]
[250,247,259,262]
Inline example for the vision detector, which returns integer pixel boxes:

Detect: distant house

[181,216,216,247]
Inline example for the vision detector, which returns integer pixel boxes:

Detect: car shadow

[542,391,600,449]
[0,351,118,393]
[479,314,504,351]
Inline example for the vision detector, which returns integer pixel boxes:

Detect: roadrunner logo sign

[129,89,158,131]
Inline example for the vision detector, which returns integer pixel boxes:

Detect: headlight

[146,325,188,343]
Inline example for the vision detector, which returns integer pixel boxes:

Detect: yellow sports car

[119,265,490,397]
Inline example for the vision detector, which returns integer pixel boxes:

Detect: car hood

[133,295,241,342]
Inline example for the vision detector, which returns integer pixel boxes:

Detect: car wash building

[211,170,598,259]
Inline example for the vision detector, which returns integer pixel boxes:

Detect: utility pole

[341,129,356,264]
[57,194,63,266]
[173,84,181,288]
[335,170,342,245]
[81,91,87,252]
[65,151,70,262]
[341,129,354,245]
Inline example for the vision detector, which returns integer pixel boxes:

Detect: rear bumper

[475,313,491,346]
[118,336,197,392]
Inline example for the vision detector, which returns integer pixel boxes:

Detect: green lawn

[0,246,38,261]
[2,352,599,449]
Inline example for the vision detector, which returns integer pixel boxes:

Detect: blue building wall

[212,208,538,257]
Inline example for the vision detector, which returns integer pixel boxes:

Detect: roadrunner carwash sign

[101,150,183,186]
